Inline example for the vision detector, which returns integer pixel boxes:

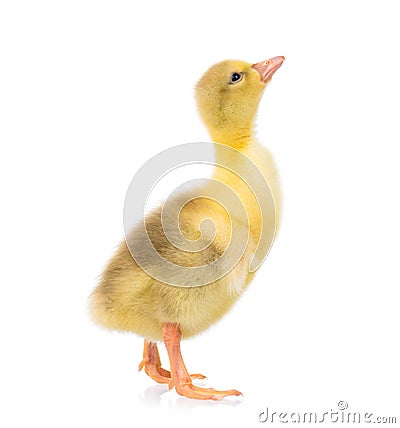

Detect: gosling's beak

[252,56,285,83]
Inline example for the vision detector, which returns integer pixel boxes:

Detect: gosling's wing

[125,191,248,287]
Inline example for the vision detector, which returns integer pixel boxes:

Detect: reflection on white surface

[138,382,243,411]
[138,384,168,407]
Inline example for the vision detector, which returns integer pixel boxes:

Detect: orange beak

[252,56,285,83]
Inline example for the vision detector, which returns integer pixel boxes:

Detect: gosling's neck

[208,124,253,151]
[209,122,281,232]
[208,122,259,172]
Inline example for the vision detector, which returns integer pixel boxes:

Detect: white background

[1,1,399,427]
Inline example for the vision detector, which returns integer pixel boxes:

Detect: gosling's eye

[230,72,243,84]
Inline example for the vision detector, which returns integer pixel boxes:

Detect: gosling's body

[90,139,280,340]
[90,57,284,399]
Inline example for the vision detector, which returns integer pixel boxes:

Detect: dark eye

[230,72,243,84]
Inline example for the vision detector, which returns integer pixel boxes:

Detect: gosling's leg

[138,339,206,385]
[138,340,171,384]
[162,323,242,400]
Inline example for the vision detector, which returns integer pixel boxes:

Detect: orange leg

[162,323,242,400]
[138,340,171,384]
[138,339,206,385]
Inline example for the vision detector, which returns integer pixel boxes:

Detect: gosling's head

[195,56,285,144]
